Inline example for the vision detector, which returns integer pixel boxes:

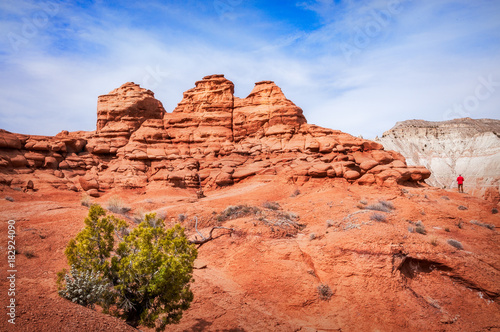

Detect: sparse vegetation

[156,211,167,221]
[325,220,334,228]
[344,222,361,230]
[5,196,14,202]
[133,209,146,224]
[24,250,35,258]
[370,213,387,222]
[457,221,464,229]
[58,266,110,309]
[309,233,316,240]
[262,201,280,210]
[359,200,368,205]
[81,194,92,207]
[470,220,495,230]
[217,205,260,222]
[444,227,450,232]
[415,226,426,235]
[441,196,450,200]
[317,283,333,301]
[290,189,301,197]
[379,200,394,210]
[458,205,468,211]
[447,239,464,250]
[364,200,394,213]
[178,213,187,222]
[59,205,197,330]
[408,226,414,233]
[492,208,498,214]
[430,237,438,246]
[106,196,131,214]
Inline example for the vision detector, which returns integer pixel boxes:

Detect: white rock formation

[376,118,500,203]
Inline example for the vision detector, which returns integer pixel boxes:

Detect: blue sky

[1,0,499,138]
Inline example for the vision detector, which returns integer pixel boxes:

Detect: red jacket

[457,176,464,184]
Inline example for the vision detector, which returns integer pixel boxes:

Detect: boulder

[0,130,22,149]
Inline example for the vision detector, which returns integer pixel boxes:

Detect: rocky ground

[1,176,499,331]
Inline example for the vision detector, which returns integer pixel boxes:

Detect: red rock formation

[0,75,431,195]
[87,82,166,155]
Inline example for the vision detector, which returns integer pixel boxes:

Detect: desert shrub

[457,205,468,211]
[217,205,260,222]
[370,213,387,222]
[5,196,14,202]
[156,211,167,221]
[283,211,299,220]
[317,284,333,300]
[430,237,438,246]
[309,233,316,240]
[326,220,337,228]
[441,196,450,200]
[416,220,424,227]
[444,227,450,232]
[408,226,414,233]
[133,209,146,224]
[365,203,390,212]
[60,205,197,329]
[415,226,426,235]
[359,200,368,205]
[457,221,464,229]
[379,200,394,210]
[344,222,360,230]
[106,196,131,214]
[81,194,92,207]
[24,250,35,258]
[470,220,495,230]
[365,200,394,213]
[58,266,110,309]
[447,239,463,250]
[178,213,187,222]
[492,208,498,214]
[262,201,280,210]
[290,189,301,197]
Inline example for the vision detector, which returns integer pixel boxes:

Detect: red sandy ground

[1,176,499,332]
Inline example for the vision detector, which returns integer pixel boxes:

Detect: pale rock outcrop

[377,118,500,203]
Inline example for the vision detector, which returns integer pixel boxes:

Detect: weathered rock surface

[0,75,430,193]
[377,118,500,203]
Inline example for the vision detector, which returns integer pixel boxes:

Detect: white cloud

[0,0,499,138]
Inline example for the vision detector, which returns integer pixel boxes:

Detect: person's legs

[458,184,463,193]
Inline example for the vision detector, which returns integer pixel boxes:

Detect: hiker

[457,174,464,193]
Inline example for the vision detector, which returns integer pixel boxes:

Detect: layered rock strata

[377,118,500,203]
[0,75,430,194]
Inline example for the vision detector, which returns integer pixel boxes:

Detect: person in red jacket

[457,174,464,193]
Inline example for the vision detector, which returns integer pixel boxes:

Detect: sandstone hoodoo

[0,74,430,194]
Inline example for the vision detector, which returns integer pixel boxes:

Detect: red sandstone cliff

[0,74,430,195]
